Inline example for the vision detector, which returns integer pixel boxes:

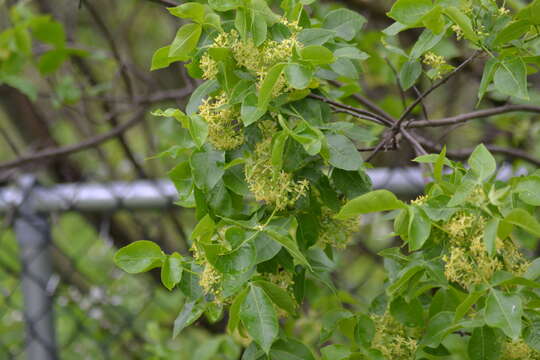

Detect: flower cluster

[441,212,528,289]
[245,121,309,210]
[318,206,359,249]
[501,339,540,360]
[371,312,418,359]
[422,52,453,79]
[198,92,244,150]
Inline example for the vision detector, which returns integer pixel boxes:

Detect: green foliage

[113,0,540,358]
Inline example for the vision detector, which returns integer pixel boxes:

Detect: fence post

[14,175,58,360]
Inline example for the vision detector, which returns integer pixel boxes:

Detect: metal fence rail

[0,166,524,359]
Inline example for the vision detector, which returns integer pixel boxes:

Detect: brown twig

[0,109,146,172]
[406,104,540,128]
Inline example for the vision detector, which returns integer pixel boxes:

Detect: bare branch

[406,104,540,128]
[0,109,146,172]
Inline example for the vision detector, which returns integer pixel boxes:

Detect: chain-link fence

[0,166,521,359]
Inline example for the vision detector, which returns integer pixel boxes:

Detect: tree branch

[406,104,540,128]
[0,109,146,171]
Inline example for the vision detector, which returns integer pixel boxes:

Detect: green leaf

[270,339,315,360]
[321,344,351,360]
[390,296,424,327]
[515,176,540,206]
[190,146,225,191]
[32,20,66,47]
[454,289,486,323]
[503,208,540,237]
[188,114,209,148]
[173,300,205,338]
[160,253,183,291]
[468,326,502,360]
[264,220,312,271]
[284,63,312,90]
[206,243,255,274]
[240,285,279,353]
[483,218,499,256]
[38,49,68,75]
[151,45,184,70]
[387,0,433,26]
[326,134,362,171]
[468,144,496,181]
[399,60,422,90]
[258,63,286,110]
[336,190,406,220]
[517,0,540,25]
[241,94,266,126]
[208,0,242,11]
[408,206,431,251]
[485,289,523,340]
[272,131,288,170]
[168,3,206,23]
[493,57,529,100]
[478,57,498,102]
[331,168,372,200]
[227,286,249,332]
[493,20,531,47]
[253,280,297,315]
[114,240,164,274]
[297,28,335,46]
[320,309,354,343]
[421,311,455,347]
[168,23,202,60]
[355,314,375,347]
[299,45,335,65]
[323,8,366,41]
[334,47,369,60]
[410,29,445,59]
[187,80,220,115]
[443,7,478,42]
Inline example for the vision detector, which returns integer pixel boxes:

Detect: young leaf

[515,176,540,206]
[485,289,522,340]
[299,45,335,65]
[297,28,334,46]
[503,208,540,237]
[326,134,363,171]
[468,144,496,181]
[190,146,225,191]
[227,286,249,333]
[477,58,498,103]
[284,63,312,90]
[468,326,502,360]
[493,57,529,100]
[151,45,183,70]
[336,190,406,220]
[399,60,422,90]
[408,206,431,251]
[173,301,205,338]
[240,285,279,353]
[258,63,286,110]
[322,8,366,41]
[160,253,183,291]
[114,240,164,274]
[483,218,499,256]
[168,23,202,60]
[443,7,478,42]
[253,280,297,315]
[269,339,315,360]
[167,3,206,23]
[387,0,433,26]
[187,80,220,115]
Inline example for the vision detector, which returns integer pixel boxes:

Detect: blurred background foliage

[0,0,539,359]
